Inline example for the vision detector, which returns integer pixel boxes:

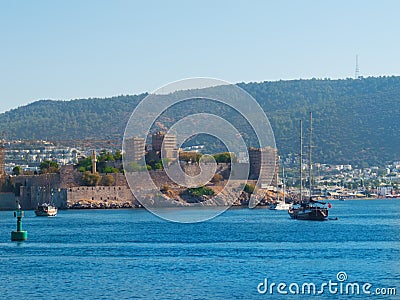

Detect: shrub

[82,171,101,186]
[188,186,215,197]
[103,174,115,186]
[244,183,255,194]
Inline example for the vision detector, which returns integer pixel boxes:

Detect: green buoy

[11,201,27,241]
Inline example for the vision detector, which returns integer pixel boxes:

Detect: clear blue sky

[0,0,399,112]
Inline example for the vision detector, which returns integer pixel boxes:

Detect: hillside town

[0,134,398,211]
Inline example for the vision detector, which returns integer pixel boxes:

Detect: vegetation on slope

[1,77,399,165]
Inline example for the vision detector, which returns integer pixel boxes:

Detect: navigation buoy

[11,201,27,241]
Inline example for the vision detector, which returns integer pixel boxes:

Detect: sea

[0,200,399,299]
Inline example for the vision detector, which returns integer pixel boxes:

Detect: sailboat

[288,113,329,221]
[35,203,58,217]
[269,165,291,210]
[35,174,58,217]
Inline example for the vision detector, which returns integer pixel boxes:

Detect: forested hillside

[1,76,399,165]
[239,76,400,166]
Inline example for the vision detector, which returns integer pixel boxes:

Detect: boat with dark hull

[288,113,329,221]
[288,200,328,220]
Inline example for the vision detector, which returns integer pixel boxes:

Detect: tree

[12,166,22,176]
[103,166,120,173]
[40,160,60,174]
[114,149,122,161]
[98,149,115,162]
[154,162,163,170]
[179,151,202,163]
[77,157,92,172]
[81,171,101,186]
[103,174,115,186]
[213,152,235,163]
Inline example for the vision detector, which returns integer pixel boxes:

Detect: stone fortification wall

[66,186,136,208]
[61,165,128,188]
[11,173,62,209]
[12,173,62,189]
[24,186,67,209]
[149,170,176,188]
[7,163,240,210]
[0,193,17,210]
[60,165,82,187]
[111,173,129,187]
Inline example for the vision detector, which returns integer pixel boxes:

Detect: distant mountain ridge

[1,76,399,166]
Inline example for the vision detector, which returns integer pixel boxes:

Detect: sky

[0,0,399,112]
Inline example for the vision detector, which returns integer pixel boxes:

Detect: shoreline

[2,197,396,212]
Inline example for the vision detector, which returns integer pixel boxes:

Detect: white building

[377,186,393,197]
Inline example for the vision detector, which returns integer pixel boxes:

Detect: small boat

[35,173,58,217]
[270,201,292,210]
[339,196,346,201]
[34,203,58,217]
[270,165,292,211]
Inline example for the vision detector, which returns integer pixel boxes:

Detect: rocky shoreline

[66,189,285,209]
[67,201,137,209]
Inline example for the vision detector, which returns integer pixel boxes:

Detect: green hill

[239,76,400,166]
[1,76,399,166]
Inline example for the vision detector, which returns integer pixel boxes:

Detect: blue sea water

[0,200,399,299]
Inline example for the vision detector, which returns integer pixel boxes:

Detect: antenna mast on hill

[355,55,360,79]
[0,132,5,178]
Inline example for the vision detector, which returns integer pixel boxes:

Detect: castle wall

[11,173,63,209]
[0,193,16,210]
[7,163,239,209]
[66,186,135,208]
[60,165,82,187]
[24,186,67,209]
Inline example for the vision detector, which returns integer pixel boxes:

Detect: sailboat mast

[299,119,303,203]
[309,112,313,201]
[282,165,285,203]
[276,163,279,202]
